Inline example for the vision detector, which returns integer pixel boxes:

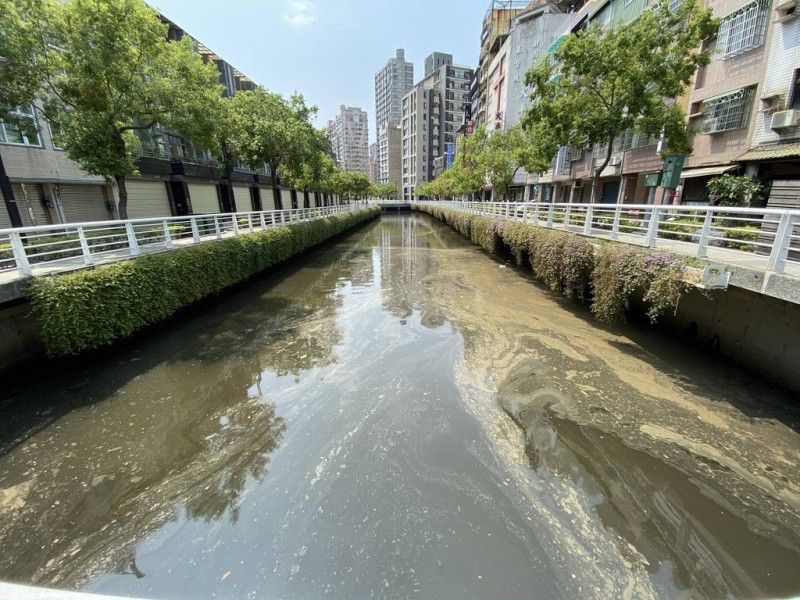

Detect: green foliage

[330,171,371,200]
[417,204,687,326]
[371,183,398,199]
[522,0,718,192]
[230,88,319,183]
[659,217,703,241]
[720,225,760,250]
[591,245,686,324]
[28,208,380,355]
[0,0,46,128]
[13,0,225,219]
[707,175,767,207]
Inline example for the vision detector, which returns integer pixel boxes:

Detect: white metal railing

[0,204,357,280]
[416,200,800,276]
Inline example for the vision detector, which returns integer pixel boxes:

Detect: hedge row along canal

[28,207,380,355]
[414,204,688,326]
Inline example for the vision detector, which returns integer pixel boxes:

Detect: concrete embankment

[0,208,380,366]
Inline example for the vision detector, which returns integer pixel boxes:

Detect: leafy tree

[13,0,224,219]
[707,175,767,207]
[230,88,319,194]
[283,128,334,195]
[472,126,532,199]
[522,0,717,201]
[0,0,46,129]
[371,183,397,199]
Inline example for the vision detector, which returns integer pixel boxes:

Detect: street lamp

[0,55,25,228]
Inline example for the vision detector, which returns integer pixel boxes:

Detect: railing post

[190,217,200,243]
[532,203,539,225]
[505,203,510,218]
[564,204,572,231]
[260,213,266,230]
[583,205,594,236]
[280,211,286,224]
[232,214,240,236]
[645,206,661,247]
[77,226,94,266]
[696,210,714,259]
[9,231,32,277]
[546,204,554,229]
[611,206,621,240]
[766,212,796,274]
[162,220,173,249]
[214,215,222,240]
[522,205,528,223]
[125,221,140,256]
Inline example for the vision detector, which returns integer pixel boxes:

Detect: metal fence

[0,204,357,280]
[417,201,800,275]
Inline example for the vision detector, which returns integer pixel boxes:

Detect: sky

[150,0,489,142]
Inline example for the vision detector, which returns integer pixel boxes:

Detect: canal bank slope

[0,208,379,363]
[415,204,800,392]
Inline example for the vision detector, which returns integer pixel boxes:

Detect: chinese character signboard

[466,120,474,135]
[446,143,455,169]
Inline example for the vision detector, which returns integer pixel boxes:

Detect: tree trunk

[590,138,615,204]
[116,173,129,220]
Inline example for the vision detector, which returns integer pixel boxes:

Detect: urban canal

[0,213,798,600]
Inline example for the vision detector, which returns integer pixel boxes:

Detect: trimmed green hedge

[416,204,688,326]
[28,208,380,355]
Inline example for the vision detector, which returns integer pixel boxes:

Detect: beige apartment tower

[328,105,370,175]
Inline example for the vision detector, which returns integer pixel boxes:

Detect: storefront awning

[738,141,800,161]
[679,165,737,179]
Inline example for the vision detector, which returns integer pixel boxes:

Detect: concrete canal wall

[0,208,380,366]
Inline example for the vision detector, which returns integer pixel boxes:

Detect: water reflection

[0,214,797,599]
[0,231,380,587]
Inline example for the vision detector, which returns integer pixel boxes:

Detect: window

[702,87,755,133]
[791,69,800,110]
[0,106,42,146]
[717,0,769,59]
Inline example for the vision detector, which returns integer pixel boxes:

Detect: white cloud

[283,1,316,27]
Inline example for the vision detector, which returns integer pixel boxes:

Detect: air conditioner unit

[609,156,622,166]
[770,109,799,129]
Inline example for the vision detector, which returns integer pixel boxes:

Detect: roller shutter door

[259,186,276,211]
[126,180,172,219]
[281,189,293,209]
[59,185,110,223]
[233,185,253,211]
[13,184,50,227]
[188,183,220,214]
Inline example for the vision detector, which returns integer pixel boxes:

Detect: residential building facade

[0,14,338,229]
[378,122,403,193]
[369,143,379,184]
[402,54,474,200]
[374,49,414,186]
[328,105,370,175]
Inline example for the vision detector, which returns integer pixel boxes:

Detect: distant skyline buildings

[327,105,370,175]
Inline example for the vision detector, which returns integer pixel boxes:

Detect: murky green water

[0,214,798,600]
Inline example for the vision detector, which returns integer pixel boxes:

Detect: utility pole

[0,56,24,227]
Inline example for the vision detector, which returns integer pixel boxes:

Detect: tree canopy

[2,0,226,219]
[521,0,717,199]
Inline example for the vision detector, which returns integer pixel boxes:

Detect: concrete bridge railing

[417,200,800,279]
[0,204,359,282]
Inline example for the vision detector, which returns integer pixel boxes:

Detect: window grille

[566,145,583,161]
[702,87,754,133]
[717,0,769,59]
[668,0,683,12]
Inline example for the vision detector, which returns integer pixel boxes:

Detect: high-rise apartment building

[328,105,370,175]
[369,143,379,183]
[374,49,414,186]
[401,54,474,200]
[378,122,403,193]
